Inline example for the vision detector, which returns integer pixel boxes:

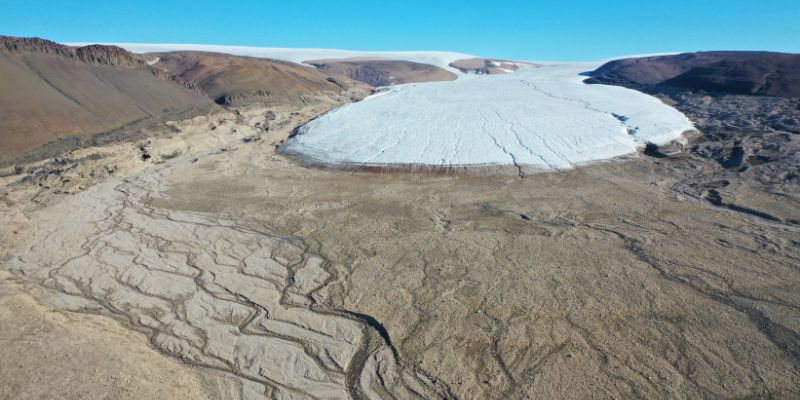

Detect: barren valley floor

[1,102,799,399]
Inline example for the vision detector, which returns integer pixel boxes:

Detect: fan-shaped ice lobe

[284,63,694,171]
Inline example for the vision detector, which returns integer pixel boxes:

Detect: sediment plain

[1,90,798,399]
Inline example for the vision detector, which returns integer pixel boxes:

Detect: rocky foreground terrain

[0,41,799,399]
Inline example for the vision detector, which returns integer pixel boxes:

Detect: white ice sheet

[283,63,694,169]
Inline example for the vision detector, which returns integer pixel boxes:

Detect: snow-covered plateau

[73,43,474,72]
[283,63,694,171]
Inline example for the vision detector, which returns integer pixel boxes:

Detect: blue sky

[3,0,799,61]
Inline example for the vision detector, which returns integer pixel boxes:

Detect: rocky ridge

[586,51,800,98]
[1,36,146,67]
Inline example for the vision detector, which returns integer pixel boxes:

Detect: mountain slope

[586,51,800,97]
[151,52,370,106]
[0,36,213,162]
[662,56,800,97]
[304,58,457,86]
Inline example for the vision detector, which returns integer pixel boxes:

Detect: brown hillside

[0,36,212,163]
[151,52,370,106]
[304,58,457,86]
[586,51,800,97]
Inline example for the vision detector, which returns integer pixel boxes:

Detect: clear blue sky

[3,0,799,61]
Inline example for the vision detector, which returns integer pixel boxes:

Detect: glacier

[282,63,694,171]
[85,43,694,171]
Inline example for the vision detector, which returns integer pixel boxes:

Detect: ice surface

[283,63,694,170]
[74,43,474,72]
